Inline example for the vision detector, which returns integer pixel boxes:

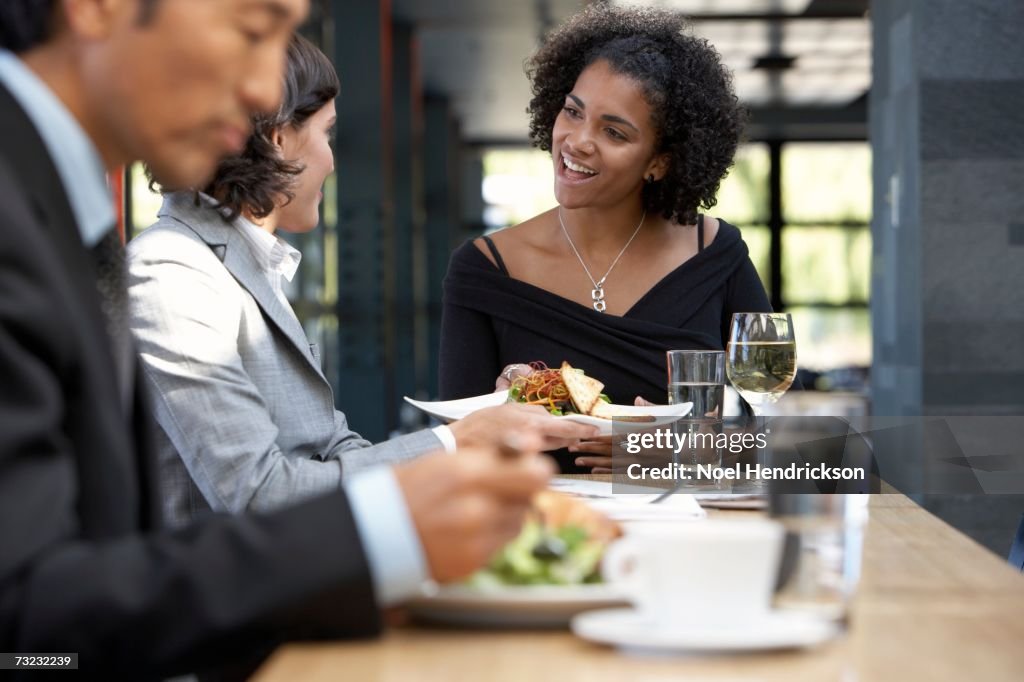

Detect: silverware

[497,436,567,560]
[530,506,567,560]
[649,480,686,504]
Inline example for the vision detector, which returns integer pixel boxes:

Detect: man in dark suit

[0,1,560,678]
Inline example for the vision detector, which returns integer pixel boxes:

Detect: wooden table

[255,491,1024,682]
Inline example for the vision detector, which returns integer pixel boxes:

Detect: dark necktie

[92,227,133,413]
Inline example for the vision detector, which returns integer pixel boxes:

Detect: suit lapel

[0,85,118,381]
[0,82,144,531]
[221,229,326,378]
[161,195,326,379]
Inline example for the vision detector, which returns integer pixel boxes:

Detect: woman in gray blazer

[128,35,593,527]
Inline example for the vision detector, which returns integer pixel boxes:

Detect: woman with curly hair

[439,4,771,472]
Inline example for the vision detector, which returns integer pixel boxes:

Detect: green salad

[507,363,610,417]
[466,520,606,587]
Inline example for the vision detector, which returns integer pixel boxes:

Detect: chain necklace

[558,207,646,313]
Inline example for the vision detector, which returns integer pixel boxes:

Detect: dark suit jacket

[0,83,381,678]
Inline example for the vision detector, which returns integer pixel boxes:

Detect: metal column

[331,0,396,440]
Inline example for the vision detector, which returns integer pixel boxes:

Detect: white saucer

[571,608,839,653]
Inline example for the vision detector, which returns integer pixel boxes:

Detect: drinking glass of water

[770,493,869,625]
[666,350,725,486]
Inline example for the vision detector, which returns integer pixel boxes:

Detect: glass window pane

[321,172,338,306]
[481,149,555,230]
[480,144,769,230]
[281,229,325,305]
[788,307,871,372]
[782,226,871,305]
[737,224,771,293]
[715,143,769,224]
[782,142,871,223]
[129,163,164,238]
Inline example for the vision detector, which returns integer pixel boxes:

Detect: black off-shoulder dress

[439,217,772,472]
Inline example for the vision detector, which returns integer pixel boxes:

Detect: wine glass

[726,313,797,488]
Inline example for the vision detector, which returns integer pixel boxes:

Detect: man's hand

[393,445,554,582]
[448,403,599,451]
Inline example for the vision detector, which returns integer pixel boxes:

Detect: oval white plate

[407,583,628,628]
[403,393,692,436]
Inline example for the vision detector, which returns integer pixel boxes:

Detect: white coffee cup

[602,519,784,627]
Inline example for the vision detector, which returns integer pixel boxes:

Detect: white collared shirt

[192,191,303,320]
[232,211,303,316]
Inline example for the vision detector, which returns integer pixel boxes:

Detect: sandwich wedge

[560,361,605,415]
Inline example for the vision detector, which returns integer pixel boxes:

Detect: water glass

[769,493,869,625]
[666,350,725,484]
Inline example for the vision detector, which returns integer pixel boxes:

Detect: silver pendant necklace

[558,207,646,313]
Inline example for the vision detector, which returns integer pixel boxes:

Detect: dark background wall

[870,0,1024,555]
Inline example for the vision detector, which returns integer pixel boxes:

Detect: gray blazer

[128,193,441,526]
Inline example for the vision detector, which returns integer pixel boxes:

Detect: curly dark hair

[526,3,745,224]
[202,33,339,223]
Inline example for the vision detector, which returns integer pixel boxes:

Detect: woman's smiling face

[551,59,668,210]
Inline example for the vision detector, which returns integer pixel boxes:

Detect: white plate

[403,393,692,436]
[547,479,707,521]
[572,608,839,653]
[404,391,508,421]
[407,583,628,628]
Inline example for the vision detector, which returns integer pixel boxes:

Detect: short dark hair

[203,33,340,223]
[0,0,160,53]
[0,0,56,52]
[526,4,745,224]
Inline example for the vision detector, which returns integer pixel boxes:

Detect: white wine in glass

[726,313,796,491]
[727,340,797,408]
[726,313,797,413]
